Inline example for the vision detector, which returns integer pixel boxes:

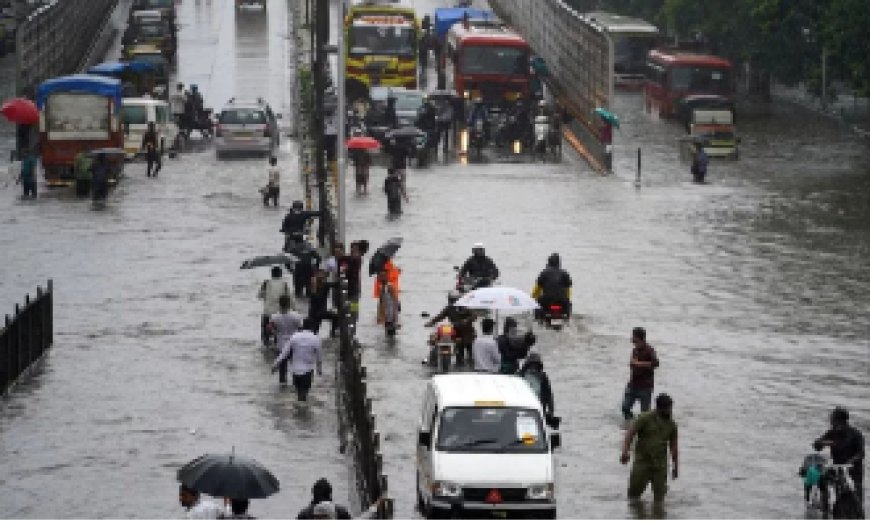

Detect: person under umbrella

[179,484,224,519]
[17,148,38,200]
[220,499,254,519]
[384,168,407,217]
[352,150,371,195]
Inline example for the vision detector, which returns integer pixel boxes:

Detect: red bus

[446,20,531,103]
[644,49,733,118]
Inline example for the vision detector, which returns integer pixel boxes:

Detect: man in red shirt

[621,327,659,421]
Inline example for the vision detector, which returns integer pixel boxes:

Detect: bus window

[670,66,731,93]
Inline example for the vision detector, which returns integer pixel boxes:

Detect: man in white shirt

[272,318,322,401]
[472,318,500,372]
[179,484,223,519]
[170,83,186,125]
[257,266,292,347]
[268,295,304,385]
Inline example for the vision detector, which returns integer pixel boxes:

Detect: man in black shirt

[815,406,865,514]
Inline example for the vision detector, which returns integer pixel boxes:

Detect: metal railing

[488,0,614,169]
[333,273,393,519]
[15,0,120,98]
[1,280,54,396]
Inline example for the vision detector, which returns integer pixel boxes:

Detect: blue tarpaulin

[433,7,494,39]
[36,75,123,109]
[87,61,156,76]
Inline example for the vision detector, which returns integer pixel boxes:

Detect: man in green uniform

[620,393,678,504]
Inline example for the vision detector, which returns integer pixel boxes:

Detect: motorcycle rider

[425,290,477,367]
[467,97,489,140]
[281,200,321,253]
[459,243,499,289]
[417,97,440,152]
[814,406,865,516]
[532,253,572,320]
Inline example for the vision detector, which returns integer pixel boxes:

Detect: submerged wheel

[439,354,450,373]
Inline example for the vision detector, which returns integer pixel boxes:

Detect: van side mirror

[550,433,561,449]
[418,431,431,448]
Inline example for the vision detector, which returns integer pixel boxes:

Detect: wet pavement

[0,1,348,519]
[1,0,868,520]
[341,2,870,518]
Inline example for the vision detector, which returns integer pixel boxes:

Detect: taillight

[550,305,562,312]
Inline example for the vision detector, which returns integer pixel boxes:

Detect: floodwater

[0,1,349,519]
[0,0,868,520]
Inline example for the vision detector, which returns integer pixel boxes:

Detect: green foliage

[574,0,870,92]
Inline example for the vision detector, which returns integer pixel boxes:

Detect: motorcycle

[533,115,550,161]
[453,266,495,294]
[540,301,569,330]
[468,118,486,161]
[428,322,457,373]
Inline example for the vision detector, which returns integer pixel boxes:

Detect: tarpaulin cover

[36,75,123,109]
[87,61,156,76]
[433,7,494,39]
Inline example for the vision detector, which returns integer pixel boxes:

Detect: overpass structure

[487,0,615,171]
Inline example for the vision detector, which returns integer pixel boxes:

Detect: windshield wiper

[457,438,499,448]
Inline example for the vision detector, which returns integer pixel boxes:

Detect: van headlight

[432,481,462,498]
[526,483,554,500]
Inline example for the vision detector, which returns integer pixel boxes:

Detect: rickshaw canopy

[36,75,123,110]
[88,61,157,76]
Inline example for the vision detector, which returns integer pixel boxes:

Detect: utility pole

[336,0,347,246]
[314,0,329,248]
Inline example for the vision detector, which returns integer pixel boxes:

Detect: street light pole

[336,0,347,246]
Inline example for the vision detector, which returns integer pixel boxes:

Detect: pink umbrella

[346,136,381,150]
[1,98,39,125]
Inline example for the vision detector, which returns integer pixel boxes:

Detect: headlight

[526,483,554,500]
[433,481,462,498]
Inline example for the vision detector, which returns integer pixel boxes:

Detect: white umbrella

[454,286,539,312]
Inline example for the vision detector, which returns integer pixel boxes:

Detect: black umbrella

[177,451,279,500]
[368,237,402,276]
[240,254,297,270]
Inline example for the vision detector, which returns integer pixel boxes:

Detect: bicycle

[823,464,863,519]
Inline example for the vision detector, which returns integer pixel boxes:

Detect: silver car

[215,99,279,158]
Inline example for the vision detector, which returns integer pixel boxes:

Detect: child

[263,156,280,207]
[798,453,827,507]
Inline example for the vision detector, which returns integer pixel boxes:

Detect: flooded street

[0,1,349,519]
[347,53,870,521]
[0,0,868,519]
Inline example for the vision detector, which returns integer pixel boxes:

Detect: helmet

[547,253,560,268]
[831,406,849,423]
[447,290,461,304]
[472,243,484,256]
[292,200,304,210]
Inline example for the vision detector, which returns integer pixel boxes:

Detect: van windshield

[436,407,547,453]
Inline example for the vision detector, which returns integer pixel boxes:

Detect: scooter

[540,301,569,330]
[428,322,456,373]
[533,115,550,162]
[468,118,485,161]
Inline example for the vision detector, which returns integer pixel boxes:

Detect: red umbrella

[346,136,381,150]
[1,98,39,125]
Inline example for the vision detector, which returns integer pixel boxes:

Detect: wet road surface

[0,1,348,519]
[341,1,870,517]
[0,0,868,519]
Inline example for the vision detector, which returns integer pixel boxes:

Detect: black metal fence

[334,272,394,519]
[1,280,54,396]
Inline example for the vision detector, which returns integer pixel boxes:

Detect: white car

[121,97,179,160]
[416,373,559,519]
[214,98,280,158]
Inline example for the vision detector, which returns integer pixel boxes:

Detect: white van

[416,373,559,519]
[121,97,179,160]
